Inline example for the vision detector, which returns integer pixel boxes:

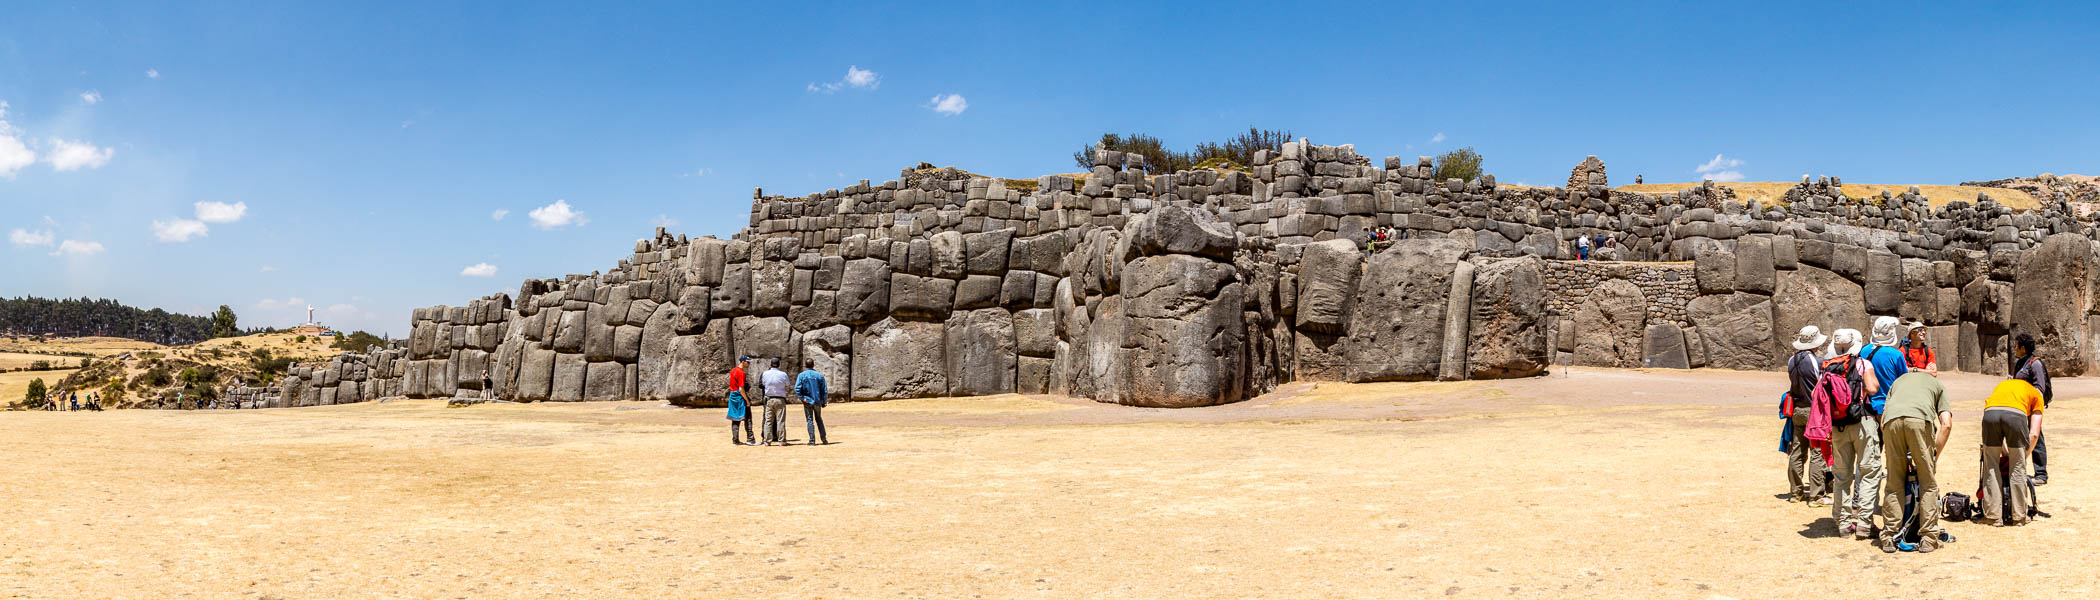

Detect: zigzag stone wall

[273,140,2100,409]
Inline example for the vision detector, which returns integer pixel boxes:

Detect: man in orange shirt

[1979,378,2045,525]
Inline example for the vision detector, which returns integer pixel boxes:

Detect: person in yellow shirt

[1979,379,2044,525]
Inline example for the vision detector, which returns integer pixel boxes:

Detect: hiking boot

[1880,542,1899,554]
[2032,473,2049,486]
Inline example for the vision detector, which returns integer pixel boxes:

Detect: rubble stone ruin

[230,140,2100,409]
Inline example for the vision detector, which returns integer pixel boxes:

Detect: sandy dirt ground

[3,367,2095,598]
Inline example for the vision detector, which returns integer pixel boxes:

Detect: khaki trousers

[1787,414,1828,500]
[1876,417,1943,548]
[1980,408,2033,525]
[1830,417,1885,529]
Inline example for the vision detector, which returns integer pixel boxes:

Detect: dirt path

[2,368,2094,598]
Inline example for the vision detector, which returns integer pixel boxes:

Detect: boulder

[1687,293,1776,370]
[1771,266,1870,359]
[1083,295,1128,403]
[612,325,643,363]
[945,308,1017,396]
[1962,278,2014,331]
[1121,254,1245,406]
[1898,258,1937,321]
[1644,323,1690,369]
[852,317,947,399]
[1294,239,1363,334]
[1572,279,1648,368]
[1468,256,1547,378]
[1344,239,1468,381]
[2012,233,2093,375]
[552,309,587,353]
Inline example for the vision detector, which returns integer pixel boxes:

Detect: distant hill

[0,296,219,346]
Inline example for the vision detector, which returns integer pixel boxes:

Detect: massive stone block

[945,308,1017,396]
[1771,266,1871,360]
[663,319,735,407]
[752,259,794,316]
[550,352,586,402]
[837,258,891,325]
[929,230,967,278]
[964,228,1013,274]
[890,273,957,320]
[637,306,680,401]
[1687,292,1776,371]
[1735,235,1777,294]
[799,324,851,403]
[1344,239,1468,382]
[1644,323,1690,369]
[731,316,797,369]
[584,361,625,401]
[712,263,752,316]
[1468,256,1547,378]
[1013,308,1056,357]
[954,274,1002,310]
[1865,250,1903,314]
[1695,244,1736,294]
[2012,233,2093,375]
[1294,239,1362,334]
[852,317,947,400]
[1120,254,1244,407]
[1125,203,1237,260]
[1573,278,1647,368]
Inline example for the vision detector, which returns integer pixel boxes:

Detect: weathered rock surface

[1573,279,1647,368]
[1468,256,1547,378]
[1345,239,1467,381]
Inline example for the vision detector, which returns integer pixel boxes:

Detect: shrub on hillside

[1432,147,1484,182]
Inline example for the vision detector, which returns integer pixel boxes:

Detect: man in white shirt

[761,358,791,446]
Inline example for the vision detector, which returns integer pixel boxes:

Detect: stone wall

[272,139,2100,409]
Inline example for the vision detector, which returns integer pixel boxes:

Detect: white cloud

[52,239,103,256]
[808,65,880,93]
[10,228,54,247]
[0,103,33,177]
[80,91,102,105]
[46,138,114,171]
[259,265,278,272]
[679,167,712,178]
[650,214,678,228]
[146,69,160,79]
[194,200,247,223]
[460,262,499,277]
[152,218,209,242]
[1695,154,1746,181]
[928,93,968,116]
[490,209,509,220]
[1430,132,1446,143]
[527,199,585,229]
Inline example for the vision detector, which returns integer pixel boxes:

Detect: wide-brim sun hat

[1791,325,1828,351]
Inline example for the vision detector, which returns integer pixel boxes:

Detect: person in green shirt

[1875,371,1953,552]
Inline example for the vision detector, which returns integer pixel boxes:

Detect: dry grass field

[0,336,163,356]
[3,367,2095,598]
[1619,182,2041,210]
[0,369,78,404]
[0,352,85,371]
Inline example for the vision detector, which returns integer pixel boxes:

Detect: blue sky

[4,2,2097,335]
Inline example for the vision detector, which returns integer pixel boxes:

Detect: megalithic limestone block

[1345,238,1467,382]
[1437,261,1476,381]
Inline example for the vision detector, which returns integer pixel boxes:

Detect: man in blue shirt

[795,359,830,445]
[1861,317,1912,415]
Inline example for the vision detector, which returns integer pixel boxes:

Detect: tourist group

[1781,316,2048,553]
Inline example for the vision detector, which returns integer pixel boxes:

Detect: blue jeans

[804,403,827,443]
